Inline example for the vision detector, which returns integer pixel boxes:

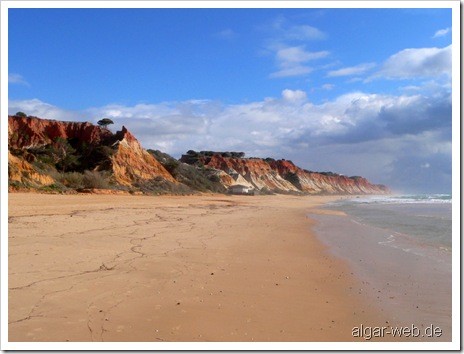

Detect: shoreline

[309,202,451,341]
[8,193,411,342]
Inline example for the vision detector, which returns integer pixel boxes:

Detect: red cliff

[200,155,298,192]
[8,115,388,195]
[181,151,389,195]
[8,115,175,189]
[8,115,112,149]
[110,126,176,185]
[270,159,388,194]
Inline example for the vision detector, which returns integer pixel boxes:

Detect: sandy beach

[8,193,413,342]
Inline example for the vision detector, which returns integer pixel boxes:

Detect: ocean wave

[343,194,451,205]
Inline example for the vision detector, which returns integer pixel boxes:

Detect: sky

[7,5,454,193]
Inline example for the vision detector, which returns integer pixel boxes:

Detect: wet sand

[9,193,393,343]
[311,210,452,341]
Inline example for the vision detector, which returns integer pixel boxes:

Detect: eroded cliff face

[8,115,388,195]
[110,127,175,185]
[269,159,388,194]
[8,115,175,189]
[8,115,112,149]
[199,154,298,192]
[8,151,55,187]
[181,151,389,195]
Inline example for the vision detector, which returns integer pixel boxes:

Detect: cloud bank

[9,85,451,193]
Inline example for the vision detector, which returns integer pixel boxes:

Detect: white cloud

[263,17,329,79]
[281,89,307,103]
[268,16,327,41]
[8,73,30,86]
[400,85,422,92]
[284,24,327,41]
[270,46,329,78]
[87,102,178,119]
[86,101,213,141]
[8,99,82,121]
[374,45,451,80]
[276,46,329,63]
[10,90,450,153]
[432,27,450,38]
[327,63,376,77]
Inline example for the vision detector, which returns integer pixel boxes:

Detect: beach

[8,193,447,342]
[311,197,452,342]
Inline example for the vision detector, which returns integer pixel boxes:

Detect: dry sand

[9,193,392,342]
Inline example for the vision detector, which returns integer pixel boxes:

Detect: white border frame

[1,1,460,351]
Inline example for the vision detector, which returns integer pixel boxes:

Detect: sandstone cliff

[8,151,55,187]
[8,115,175,191]
[110,127,175,186]
[8,115,388,195]
[180,151,389,195]
[8,115,112,150]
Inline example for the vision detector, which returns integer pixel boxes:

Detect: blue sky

[8,6,454,193]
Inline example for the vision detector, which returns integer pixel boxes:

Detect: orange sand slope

[9,193,395,342]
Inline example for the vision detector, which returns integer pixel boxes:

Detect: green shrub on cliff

[147,149,226,193]
[24,138,81,173]
[83,170,110,189]
[53,138,81,172]
[59,172,85,188]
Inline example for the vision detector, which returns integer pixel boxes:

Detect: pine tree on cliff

[97,118,114,129]
[15,111,27,117]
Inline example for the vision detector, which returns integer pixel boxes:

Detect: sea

[325,194,452,253]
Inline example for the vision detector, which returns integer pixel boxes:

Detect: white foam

[378,234,395,245]
[347,194,452,205]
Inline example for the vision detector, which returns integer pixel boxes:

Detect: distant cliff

[180,150,389,195]
[8,115,388,195]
